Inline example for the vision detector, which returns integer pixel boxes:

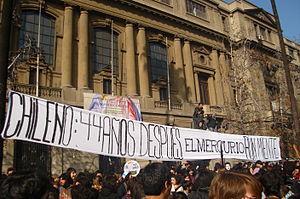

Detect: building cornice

[60,0,228,50]
[116,0,227,39]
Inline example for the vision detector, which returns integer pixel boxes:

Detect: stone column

[61,6,73,87]
[173,37,186,101]
[125,24,137,95]
[78,10,89,89]
[211,49,224,105]
[194,73,200,103]
[219,52,231,104]
[40,70,46,86]
[183,40,196,103]
[255,24,260,36]
[137,27,150,97]
[208,77,217,105]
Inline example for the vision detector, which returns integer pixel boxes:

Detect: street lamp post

[270,0,300,155]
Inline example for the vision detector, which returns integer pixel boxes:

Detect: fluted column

[78,10,89,89]
[61,6,73,87]
[219,52,231,104]
[125,24,137,95]
[183,40,196,103]
[211,49,224,105]
[173,37,186,101]
[137,27,150,97]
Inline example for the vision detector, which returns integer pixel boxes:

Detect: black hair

[65,167,76,188]
[170,192,188,199]
[189,169,215,199]
[171,174,183,185]
[260,171,281,198]
[140,162,171,196]
[71,172,93,199]
[0,171,50,199]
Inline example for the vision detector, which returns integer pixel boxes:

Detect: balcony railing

[9,83,62,100]
[154,101,182,110]
[203,105,226,116]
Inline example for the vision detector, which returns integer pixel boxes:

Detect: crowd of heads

[0,159,299,199]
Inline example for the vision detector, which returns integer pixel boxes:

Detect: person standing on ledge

[193,103,205,129]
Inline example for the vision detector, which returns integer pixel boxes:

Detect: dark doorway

[14,141,51,175]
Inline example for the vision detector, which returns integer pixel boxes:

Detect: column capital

[211,48,219,52]
[137,22,148,28]
[174,37,181,42]
[126,23,133,28]
[219,51,226,55]
[138,26,145,31]
[184,39,191,44]
[80,10,88,15]
[64,5,73,10]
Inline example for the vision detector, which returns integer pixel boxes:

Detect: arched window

[19,10,55,65]
[92,28,118,73]
[149,42,167,82]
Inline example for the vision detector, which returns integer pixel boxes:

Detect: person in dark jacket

[98,175,118,199]
[193,103,204,129]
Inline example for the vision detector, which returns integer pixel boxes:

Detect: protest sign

[123,160,140,177]
[84,93,142,121]
[1,91,281,161]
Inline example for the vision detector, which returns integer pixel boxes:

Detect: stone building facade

[1,0,299,174]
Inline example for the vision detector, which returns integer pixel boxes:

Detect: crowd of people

[0,159,299,199]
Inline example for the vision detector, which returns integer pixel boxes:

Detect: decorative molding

[244,8,276,28]
[193,64,215,76]
[91,19,123,35]
[148,34,168,45]
[113,0,227,40]
[193,46,210,55]
[20,2,61,18]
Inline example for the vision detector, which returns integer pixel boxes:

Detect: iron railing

[154,101,182,110]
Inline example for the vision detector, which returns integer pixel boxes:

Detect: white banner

[1,91,281,161]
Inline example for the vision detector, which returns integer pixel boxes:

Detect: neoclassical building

[1,0,300,174]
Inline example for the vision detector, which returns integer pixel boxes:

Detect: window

[29,68,36,85]
[254,23,273,42]
[198,73,210,104]
[103,79,112,94]
[265,82,279,101]
[288,47,294,58]
[92,28,118,73]
[232,87,238,106]
[259,26,266,40]
[186,0,206,19]
[19,11,55,65]
[267,30,272,42]
[149,42,168,82]
[159,87,168,101]
[222,16,229,32]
